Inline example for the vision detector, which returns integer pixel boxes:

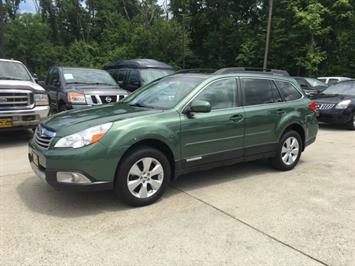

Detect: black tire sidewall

[272,130,302,171]
[114,147,171,207]
[346,112,355,130]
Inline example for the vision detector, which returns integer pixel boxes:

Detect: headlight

[55,123,112,148]
[67,92,86,104]
[34,94,49,106]
[335,99,351,109]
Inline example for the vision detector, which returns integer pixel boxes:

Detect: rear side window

[328,79,338,86]
[275,81,302,101]
[241,78,281,106]
[118,69,127,82]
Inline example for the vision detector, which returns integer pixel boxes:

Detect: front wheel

[271,130,302,171]
[114,147,170,207]
[346,113,355,130]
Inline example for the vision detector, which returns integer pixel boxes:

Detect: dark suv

[103,59,174,92]
[45,67,129,112]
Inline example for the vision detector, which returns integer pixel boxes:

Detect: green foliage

[2,0,355,77]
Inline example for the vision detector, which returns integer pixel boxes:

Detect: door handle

[230,114,243,122]
[276,109,286,115]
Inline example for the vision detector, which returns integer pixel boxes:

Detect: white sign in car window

[64,73,74,80]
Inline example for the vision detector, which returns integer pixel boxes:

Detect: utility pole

[263,0,273,70]
[182,13,185,69]
[0,0,4,57]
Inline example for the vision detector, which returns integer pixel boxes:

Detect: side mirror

[188,100,211,113]
[38,80,46,87]
[131,80,141,87]
[53,79,60,87]
[118,81,124,86]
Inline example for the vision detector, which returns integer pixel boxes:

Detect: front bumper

[0,106,49,128]
[28,138,127,191]
[317,109,353,124]
[29,154,113,191]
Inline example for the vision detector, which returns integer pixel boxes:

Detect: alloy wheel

[127,157,164,199]
[281,137,300,166]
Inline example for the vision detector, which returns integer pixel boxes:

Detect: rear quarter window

[275,81,302,101]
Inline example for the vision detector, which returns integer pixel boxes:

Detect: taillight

[308,101,317,112]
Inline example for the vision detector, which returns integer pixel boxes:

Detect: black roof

[215,67,290,77]
[103,59,173,70]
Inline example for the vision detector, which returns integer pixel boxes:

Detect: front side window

[128,70,140,84]
[124,75,206,109]
[275,80,302,101]
[0,61,32,81]
[242,78,280,106]
[62,68,117,86]
[195,78,237,110]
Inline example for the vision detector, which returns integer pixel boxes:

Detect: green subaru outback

[29,72,318,206]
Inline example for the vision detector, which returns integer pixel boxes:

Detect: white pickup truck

[0,59,49,129]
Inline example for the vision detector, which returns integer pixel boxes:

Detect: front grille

[100,95,117,104]
[35,125,56,149]
[0,90,32,109]
[316,103,335,110]
[89,94,126,105]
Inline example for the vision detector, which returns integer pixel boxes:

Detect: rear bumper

[0,106,49,128]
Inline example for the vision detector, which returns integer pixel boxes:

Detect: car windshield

[322,82,355,96]
[0,61,32,81]
[124,75,206,109]
[305,78,326,87]
[140,69,174,85]
[63,68,117,86]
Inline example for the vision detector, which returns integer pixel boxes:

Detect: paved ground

[0,126,354,266]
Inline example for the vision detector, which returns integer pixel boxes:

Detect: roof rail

[215,67,290,77]
[175,68,216,74]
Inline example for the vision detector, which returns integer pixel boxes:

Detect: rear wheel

[114,147,170,207]
[346,113,355,130]
[271,130,302,171]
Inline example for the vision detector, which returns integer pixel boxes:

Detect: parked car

[294,77,327,98]
[314,80,355,130]
[44,67,129,112]
[0,59,49,130]
[317,76,352,86]
[29,71,318,206]
[103,59,174,92]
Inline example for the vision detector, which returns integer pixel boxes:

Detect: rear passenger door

[241,78,285,158]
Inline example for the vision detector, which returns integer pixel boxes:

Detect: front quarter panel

[99,110,181,162]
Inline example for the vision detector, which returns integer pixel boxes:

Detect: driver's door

[180,78,244,168]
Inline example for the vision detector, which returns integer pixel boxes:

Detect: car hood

[0,80,45,92]
[42,103,161,136]
[314,94,355,104]
[64,84,128,95]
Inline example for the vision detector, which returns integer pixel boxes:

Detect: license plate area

[32,152,39,167]
[0,118,12,128]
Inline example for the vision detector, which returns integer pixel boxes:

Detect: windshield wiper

[66,82,114,86]
[129,103,156,109]
[0,76,24,81]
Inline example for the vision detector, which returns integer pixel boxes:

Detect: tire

[114,147,171,207]
[271,130,302,171]
[346,113,355,130]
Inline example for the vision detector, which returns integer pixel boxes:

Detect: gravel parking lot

[0,126,354,266]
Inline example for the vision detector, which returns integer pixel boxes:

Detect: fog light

[56,172,91,184]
